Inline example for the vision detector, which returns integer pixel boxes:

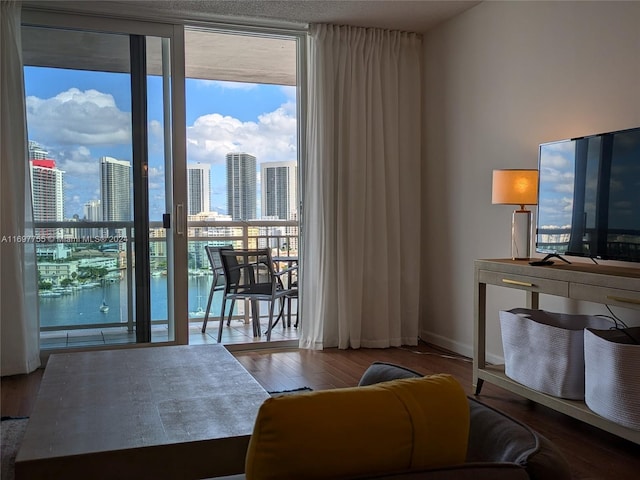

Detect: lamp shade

[492,169,539,207]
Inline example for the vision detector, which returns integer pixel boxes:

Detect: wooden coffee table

[15,344,269,479]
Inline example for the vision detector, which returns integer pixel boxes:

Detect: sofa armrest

[466,398,537,463]
[466,398,571,480]
[358,361,423,385]
[358,362,571,480]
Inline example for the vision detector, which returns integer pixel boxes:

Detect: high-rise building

[100,156,131,233]
[226,152,256,220]
[187,163,211,215]
[261,160,298,220]
[28,140,48,161]
[83,200,101,221]
[30,158,64,240]
[83,199,102,238]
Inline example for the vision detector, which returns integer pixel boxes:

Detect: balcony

[34,219,299,350]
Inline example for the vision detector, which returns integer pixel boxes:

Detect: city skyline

[28,140,297,224]
[24,66,298,221]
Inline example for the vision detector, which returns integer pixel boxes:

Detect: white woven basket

[584,327,640,430]
[499,308,612,400]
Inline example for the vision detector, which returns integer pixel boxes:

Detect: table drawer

[479,270,569,296]
[571,283,640,310]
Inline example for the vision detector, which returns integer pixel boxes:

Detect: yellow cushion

[245,374,469,480]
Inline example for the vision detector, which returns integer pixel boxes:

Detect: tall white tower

[226,152,257,220]
[83,200,102,221]
[83,199,102,238]
[187,163,211,215]
[30,158,64,239]
[261,160,298,220]
[100,157,131,233]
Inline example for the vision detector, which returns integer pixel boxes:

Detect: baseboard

[225,339,299,352]
[419,330,504,365]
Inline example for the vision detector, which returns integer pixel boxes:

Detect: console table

[473,259,640,444]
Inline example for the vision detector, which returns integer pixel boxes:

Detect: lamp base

[512,209,532,260]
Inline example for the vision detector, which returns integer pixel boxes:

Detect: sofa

[212,362,572,480]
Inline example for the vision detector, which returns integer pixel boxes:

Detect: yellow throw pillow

[245,374,469,480]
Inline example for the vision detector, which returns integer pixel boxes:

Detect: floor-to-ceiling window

[21,8,305,350]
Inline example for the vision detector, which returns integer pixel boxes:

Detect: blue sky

[24,67,297,220]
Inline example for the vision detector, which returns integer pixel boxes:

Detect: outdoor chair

[218,248,298,342]
[202,245,234,334]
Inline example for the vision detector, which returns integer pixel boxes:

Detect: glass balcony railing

[33,219,299,348]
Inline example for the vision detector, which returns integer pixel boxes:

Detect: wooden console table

[473,259,640,444]
[15,344,270,479]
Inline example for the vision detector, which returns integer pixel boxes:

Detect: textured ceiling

[21,0,481,85]
[25,0,481,33]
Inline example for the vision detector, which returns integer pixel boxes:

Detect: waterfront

[39,276,223,328]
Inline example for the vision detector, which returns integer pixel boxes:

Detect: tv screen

[536,127,640,263]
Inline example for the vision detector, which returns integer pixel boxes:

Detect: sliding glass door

[21,7,306,349]
[22,11,187,348]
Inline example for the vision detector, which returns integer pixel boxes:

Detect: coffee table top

[17,344,269,472]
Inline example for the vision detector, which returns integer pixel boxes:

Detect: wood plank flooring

[2,342,639,479]
[234,344,640,480]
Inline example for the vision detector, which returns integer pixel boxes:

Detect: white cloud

[213,80,258,90]
[280,85,296,102]
[148,166,164,178]
[186,102,297,165]
[541,152,570,170]
[26,84,297,219]
[54,146,97,176]
[51,145,101,212]
[148,120,164,152]
[148,166,165,191]
[192,79,259,91]
[26,88,131,145]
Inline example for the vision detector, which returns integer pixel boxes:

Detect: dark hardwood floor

[2,342,639,479]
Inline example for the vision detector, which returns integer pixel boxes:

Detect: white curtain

[301,24,422,350]
[1,0,41,375]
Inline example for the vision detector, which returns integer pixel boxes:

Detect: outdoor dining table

[271,255,298,328]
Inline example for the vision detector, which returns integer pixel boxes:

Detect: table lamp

[492,169,539,260]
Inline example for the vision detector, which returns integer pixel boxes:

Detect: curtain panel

[1,0,41,375]
[301,24,422,350]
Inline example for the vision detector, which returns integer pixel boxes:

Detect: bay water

[39,276,221,328]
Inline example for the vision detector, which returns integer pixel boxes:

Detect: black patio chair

[218,248,297,342]
[202,245,234,334]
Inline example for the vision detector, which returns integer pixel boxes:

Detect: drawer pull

[502,279,534,287]
[606,295,640,306]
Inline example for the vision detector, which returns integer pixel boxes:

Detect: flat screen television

[535,126,640,264]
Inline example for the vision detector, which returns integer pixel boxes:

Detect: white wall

[420,1,640,361]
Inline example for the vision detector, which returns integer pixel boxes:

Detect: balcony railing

[33,219,298,346]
